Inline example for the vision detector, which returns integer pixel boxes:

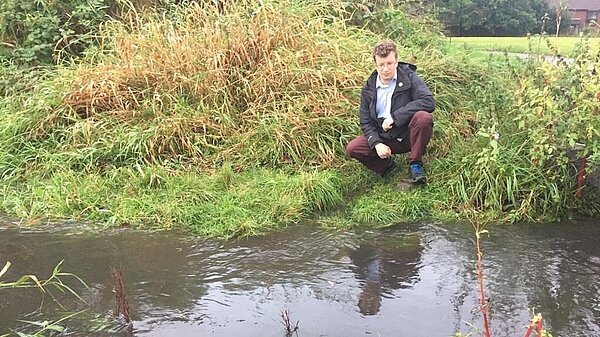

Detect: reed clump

[63,0,371,169]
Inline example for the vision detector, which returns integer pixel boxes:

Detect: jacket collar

[376,73,397,88]
[365,62,416,94]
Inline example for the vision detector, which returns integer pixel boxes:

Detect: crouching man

[346,40,434,185]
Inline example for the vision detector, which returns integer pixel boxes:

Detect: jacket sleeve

[390,72,435,128]
[359,88,382,149]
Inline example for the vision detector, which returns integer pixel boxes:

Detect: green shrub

[0,0,128,64]
[344,0,443,50]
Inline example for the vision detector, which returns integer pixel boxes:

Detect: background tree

[435,0,475,36]
[436,0,569,36]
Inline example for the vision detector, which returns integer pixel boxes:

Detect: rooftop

[549,0,600,10]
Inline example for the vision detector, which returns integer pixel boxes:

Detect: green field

[448,36,600,57]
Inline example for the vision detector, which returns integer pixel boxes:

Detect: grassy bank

[0,1,598,237]
[448,36,600,57]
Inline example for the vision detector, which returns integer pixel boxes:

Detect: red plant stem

[523,323,535,337]
[523,315,543,337]
[476,231,492,337]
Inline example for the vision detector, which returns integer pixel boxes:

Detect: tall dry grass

[64,0,374,169]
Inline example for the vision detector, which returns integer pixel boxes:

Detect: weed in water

[110,267,131,325]
[280,308,299,337]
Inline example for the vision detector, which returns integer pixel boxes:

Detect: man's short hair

[373,41,397,60]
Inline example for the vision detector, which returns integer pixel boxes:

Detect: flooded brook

[1,219,599,337]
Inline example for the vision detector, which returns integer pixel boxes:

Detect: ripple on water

[0,220,599,337]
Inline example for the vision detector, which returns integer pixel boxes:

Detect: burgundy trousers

[346,110,433,176]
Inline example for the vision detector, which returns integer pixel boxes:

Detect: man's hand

[382,117,394,132]
[375,143,391,159]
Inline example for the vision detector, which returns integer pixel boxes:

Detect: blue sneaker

[409,162,426,184]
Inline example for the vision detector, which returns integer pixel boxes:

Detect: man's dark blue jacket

[359,62,435,149]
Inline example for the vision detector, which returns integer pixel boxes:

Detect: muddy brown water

[1,219,599,337]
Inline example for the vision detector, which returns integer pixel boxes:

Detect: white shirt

[375,74,397,120]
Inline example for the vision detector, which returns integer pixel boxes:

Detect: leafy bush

[0,0,127,64]
[344,0,444,49]
[436,37,600,221]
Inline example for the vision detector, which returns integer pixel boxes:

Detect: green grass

[448,36,600,57]
[0,165,353,238]
[0,1,597,237]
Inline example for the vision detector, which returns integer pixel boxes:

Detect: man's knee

[346,136,368,158]
[414,110,433,123]
[413,110,433,123]
[346,141,358,158]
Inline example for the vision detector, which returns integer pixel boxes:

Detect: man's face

[374,52,397,83]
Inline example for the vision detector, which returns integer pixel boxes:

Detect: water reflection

[0,230,210,331]
[0,220,599,337]
[349,232,422,315]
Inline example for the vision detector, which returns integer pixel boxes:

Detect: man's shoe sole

[408,176,427,185]
[396,177,427,191]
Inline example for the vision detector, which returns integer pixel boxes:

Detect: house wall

[570,9,590,33]
[572,9,589,23]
